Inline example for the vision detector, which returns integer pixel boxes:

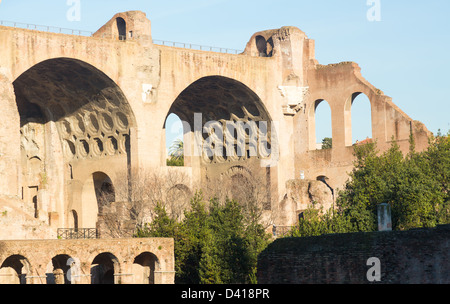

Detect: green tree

[289,204,353,237]
[135,202,189,282]
[198,229,223,284]
[166,157,184,167]
[423,130,450,224]
[136,202,177,238]
[336,140,405,232]
[178,192,210,284]
[242,200,271,284]
[289,205,329,237]
[167,139,184,166]
[136,191,272,284]
[321,137,333,150]
[205,199,252,284]
[289,131,450,237]
[394,130,450,229]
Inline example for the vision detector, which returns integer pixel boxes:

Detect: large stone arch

[10,55,120,92]
[14,58,137,158]
[165,75,276,166]
[12,57,137,229]
[163,75,278,208]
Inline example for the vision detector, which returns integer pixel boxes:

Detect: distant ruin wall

[257,225,449,284]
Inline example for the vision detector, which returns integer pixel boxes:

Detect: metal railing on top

[152,39,243,54]
[272,225,294,238]
[0,20,244,54]
[0,20,94,36]
[58,228,98,240]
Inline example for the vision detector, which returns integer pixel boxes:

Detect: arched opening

[345,93,373,146]
[93,172,115,209]
[81,171,115,231]
[165,113,185,167]
[132,252,159,284]
[255,35,274,57]
[46,254,73,284]
[0,255,31,284]
[91,252,119,284]
[13,58,136,229]
[116,17,126,40]
[166,76,275,166]
[352,93,373,145]
[165,76,276,211]
[310,99,333,150]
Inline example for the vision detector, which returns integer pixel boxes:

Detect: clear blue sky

[1,0,449,147]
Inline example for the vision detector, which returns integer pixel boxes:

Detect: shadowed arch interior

[93,172,116,209]
[165,76,275,165]
[46,254,73,284]
[91,252,119,284]
[133,252,159,284]
[13,58,136,232]
[13,57,136,161]
[0,255,31,284]
[116,17,127,40]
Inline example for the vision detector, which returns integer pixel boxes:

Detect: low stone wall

[0,238,175,284]
[257,225,449,284]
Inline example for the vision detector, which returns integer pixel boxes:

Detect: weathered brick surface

[0,238,175,284]
[0,11,433,236]
[257,225,449,284]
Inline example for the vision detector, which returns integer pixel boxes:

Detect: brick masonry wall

[257,225,449,284]
[0,238,175,284]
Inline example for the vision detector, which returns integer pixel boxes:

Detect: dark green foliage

[139,132,450,283]
[135,202,189,280]
[166,157,184,167]
[136,192,271,284]
[289,204,354,237]
[290,131,450,237]
[321,137,333,150]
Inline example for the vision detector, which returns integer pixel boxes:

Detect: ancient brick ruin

[0,11,433,284]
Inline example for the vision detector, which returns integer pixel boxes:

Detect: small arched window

[116,17,126,41]
[256,35,268,57]
[255,35,274,57]
[165,113,185,167]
